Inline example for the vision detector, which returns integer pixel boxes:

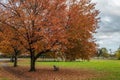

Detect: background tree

[96,48,102,57]
[99,48,109,58]
[0,24,23,67]
[36,0,99,62]
[115,47,120,60]
[64,0,99,61]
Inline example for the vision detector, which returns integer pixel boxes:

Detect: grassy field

[0,59,120,80]
[38,60,120,80]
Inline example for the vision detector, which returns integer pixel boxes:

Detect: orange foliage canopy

[65,0,99,61]
[0,0,99,71]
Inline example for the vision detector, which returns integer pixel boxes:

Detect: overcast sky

[92,0,120,52]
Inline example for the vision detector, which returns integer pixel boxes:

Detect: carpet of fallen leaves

[0,65,102,80]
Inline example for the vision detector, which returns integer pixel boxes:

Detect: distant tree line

[96,47,120,60]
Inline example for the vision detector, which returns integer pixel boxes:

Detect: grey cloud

[92,0,120,51]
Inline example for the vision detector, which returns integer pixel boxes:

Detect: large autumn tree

[0,23,23,67]
[64,0,99,61]
[0,0,99,71]
[0,0,68,71]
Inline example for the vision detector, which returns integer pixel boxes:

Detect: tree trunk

[14,52,18,67]
[29,49,50,72]
[29,52,36,72]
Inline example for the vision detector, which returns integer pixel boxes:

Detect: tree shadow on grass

[2,66,100,80]
[2,66,32,80]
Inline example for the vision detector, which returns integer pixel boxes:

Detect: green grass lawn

[35,60,120,80]
[1,59,120,80]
